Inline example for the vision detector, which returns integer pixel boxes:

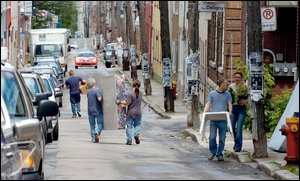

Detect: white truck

[29,28,71,76]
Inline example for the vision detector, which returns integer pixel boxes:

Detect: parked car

[75,51,98,69]
[32,56,64,84]
[20,71,60,144]
[1,96,37,180]
[1,62,59,180]
[30,65,59,79]
[104,43,118,68]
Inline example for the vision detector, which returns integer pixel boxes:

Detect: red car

[75,52,98,69]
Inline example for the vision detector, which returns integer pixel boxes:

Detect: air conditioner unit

[218,66,224,73]
[209,60,217,68]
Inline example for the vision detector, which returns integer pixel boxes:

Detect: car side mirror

[13,119,41,141]
[32,92,52,106]
[55,92,63,98]
[37,100,59,120]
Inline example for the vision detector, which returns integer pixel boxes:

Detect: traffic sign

[261,7,277,31]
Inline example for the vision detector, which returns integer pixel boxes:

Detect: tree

[160,1,174,112]
[247,1,268,158]
[137,1,152,95]
[32,1,77,34]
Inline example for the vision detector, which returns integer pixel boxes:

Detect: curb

[182,128,299,180]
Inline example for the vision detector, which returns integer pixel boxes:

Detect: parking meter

[142,53,150,79]
[163,58,172,87]
[248,52,264,102]
[185,53,200,96]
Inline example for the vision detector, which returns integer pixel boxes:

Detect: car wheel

[105,62,111,68]
[53,121,59,141]
[75,66,78,69]
[46,131,53,143]
[95,66,97,69]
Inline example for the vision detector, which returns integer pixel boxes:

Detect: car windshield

[23,77,41,96]
[35,61,62,72]
[1,71,26,118]
[35,44,63,57]
[43,78,52,92]
[78,53,95,57]
[32,67,57,76]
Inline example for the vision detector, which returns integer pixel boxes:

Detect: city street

[43,38,272,180]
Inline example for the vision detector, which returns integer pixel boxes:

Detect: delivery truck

[29,28,71,76]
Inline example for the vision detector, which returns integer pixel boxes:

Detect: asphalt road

[44,38,273,180]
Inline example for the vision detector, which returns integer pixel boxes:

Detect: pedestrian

[228,72,249,152]
[65,69,85,118]
[203,78,232,161]
[115,75,127,129]
[117,80,142,145]
[87,78,104,143]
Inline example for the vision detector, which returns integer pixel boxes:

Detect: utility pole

[187,1,200,128]
[111,1,115,42]
[116,1,121,38]
[137,1,152,95]
[125,1,134,47]
[247,1,268,158]
[160,1,174,112]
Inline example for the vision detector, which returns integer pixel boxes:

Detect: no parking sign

[261,7,277,31]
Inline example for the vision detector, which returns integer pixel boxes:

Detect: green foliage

[268,89,293,134]
[32,1,77,33]
[235,61,290,135]
[236,60,249,81]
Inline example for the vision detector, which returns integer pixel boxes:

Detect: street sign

[198,3,224,12]
[24,1,32,16]
[261,7,277,31]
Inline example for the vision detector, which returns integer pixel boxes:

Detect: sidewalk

[117,66,299,180]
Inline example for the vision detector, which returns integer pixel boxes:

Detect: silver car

[1,96,37,180]
[1,62,59,180]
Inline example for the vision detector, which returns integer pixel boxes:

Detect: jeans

[88,114,104,141]
[126,118,141,141]
[70,94,81,116]
[209,120,227,156]
[231,105,246,151]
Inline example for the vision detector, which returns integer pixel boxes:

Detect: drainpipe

[214,12,218,65]
[221,12,225,68]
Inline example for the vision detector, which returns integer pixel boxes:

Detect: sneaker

[217,155,224,161]
[208,154,215,160]
[72,115,77,118]
[77,111,81,117]
[126,140,132,145]
[94,133,99,143]
[134,136,140,144]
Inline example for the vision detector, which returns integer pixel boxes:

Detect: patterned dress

[115,75,127,129]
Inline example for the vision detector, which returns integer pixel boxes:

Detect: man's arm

[228,102,233,116]
[98,96,102,102]
[203,101,211,113]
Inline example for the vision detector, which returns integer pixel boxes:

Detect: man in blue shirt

[65,70,84,118]
[87,78,103,143]
[203,78,232,161]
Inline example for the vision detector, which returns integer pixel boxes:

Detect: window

[1,71,26,118]
[23,77,40,96]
